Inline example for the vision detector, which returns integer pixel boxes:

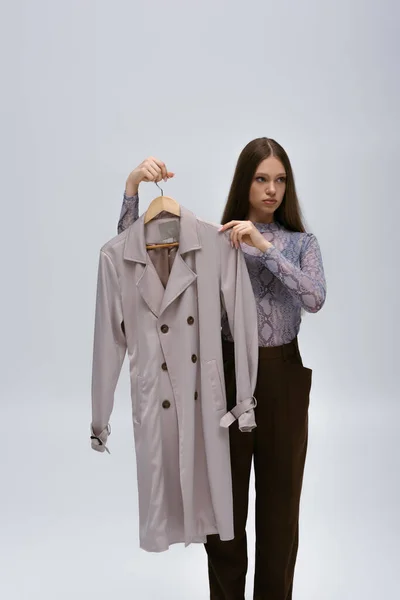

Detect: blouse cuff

[123,191,139,201]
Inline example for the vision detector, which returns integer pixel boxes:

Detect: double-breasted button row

[162,356,196,370]
[162,396,197,407]
[162,352,195,371]
[162,394,197,408]
[162,318,194,331]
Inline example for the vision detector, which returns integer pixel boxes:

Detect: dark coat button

[187,316,194,325]
[191,354,197,363]
[162,400,171,409]
[194,391,198,400]
[161,324,169,333]
[161,362,168,371]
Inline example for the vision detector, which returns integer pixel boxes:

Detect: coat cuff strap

[219,396,257,429]
[90,424,111,454]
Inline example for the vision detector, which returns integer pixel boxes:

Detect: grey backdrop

[1,0,399,598]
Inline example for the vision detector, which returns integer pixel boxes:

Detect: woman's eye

[256,176,286,183]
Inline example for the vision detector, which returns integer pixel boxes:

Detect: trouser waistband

[222,336,301,361]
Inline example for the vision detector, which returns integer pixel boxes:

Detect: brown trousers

[204,336,312,600]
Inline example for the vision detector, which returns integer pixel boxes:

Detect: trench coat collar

[123,204,201,262]
[123,205,202,318]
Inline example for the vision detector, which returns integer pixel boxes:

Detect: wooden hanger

[145,182,180,250]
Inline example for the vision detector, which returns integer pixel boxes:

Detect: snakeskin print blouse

[117,192,327,347]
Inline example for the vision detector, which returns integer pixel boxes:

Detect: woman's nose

[266,184,275,194]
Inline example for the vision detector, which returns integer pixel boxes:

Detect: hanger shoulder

[144,195,180,224]
[145,241,179,250]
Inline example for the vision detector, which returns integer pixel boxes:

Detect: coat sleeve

[90,249,127,453]
[218,231,259,432]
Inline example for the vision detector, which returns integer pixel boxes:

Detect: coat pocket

[205,359,226,410]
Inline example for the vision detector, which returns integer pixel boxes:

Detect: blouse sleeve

[117,191,139,234]
[259,233,327,313]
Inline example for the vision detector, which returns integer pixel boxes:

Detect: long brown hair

[221,137,307,233]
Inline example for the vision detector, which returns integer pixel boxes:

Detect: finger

[152,158,168,181]
[146,164,160,181]
[152,163,164,182]
[145,159,162,181]
[232,223,250,248]
[152,163,163,183]
[233,223,250,232]
[218,220,242,232]
[230,223,245,246]
[145,165,163,184]
[231,227,242,248]
[232,223,250,233]
[236,229,247,245]
[142,167,155,182]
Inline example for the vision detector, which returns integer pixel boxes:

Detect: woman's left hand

[218,220,272,252]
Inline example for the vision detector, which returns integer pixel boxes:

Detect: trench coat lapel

[136,259,165,318]
[123,205,201,317]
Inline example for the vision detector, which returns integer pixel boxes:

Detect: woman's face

[247,156,287,223]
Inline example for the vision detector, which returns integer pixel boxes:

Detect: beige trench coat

[90,205,258,552]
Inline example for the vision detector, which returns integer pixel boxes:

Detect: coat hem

[139,526,226,552]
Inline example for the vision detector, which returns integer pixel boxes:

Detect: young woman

[117,137,326,600]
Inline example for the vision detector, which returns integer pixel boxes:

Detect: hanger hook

[155,181,163,195]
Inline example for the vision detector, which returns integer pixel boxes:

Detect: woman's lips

[262,199,277,204]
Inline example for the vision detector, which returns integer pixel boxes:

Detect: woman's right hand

[125,157,175,196]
